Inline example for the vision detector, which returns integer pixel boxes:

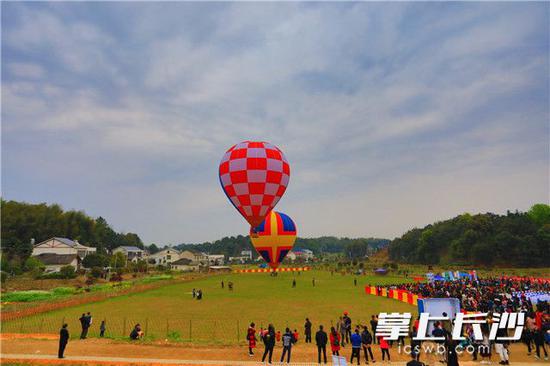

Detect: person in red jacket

[293,329,299,342]
[276,330,282,342]
[330,326,341,356]
[247,322,257,356]
[380,336,391,361]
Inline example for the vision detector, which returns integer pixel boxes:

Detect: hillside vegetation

[1,199,144,265]
[388,204,550,267]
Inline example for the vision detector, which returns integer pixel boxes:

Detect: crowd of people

[371,277,550,313]
[246,313,390,365]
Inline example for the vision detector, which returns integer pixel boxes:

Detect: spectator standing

[407,352,425,366]
[370,315,378,344]
[339,316,347,347]
[316,325,328,364]
[361,325,375,363]
[350,328,362,365]
[99,320,106,337]
[79,313,87,339]
[280,327,295,363]
[330,326,341,356]
[447,340,459,366]
[495,328,509,365]
[261,324,276,364]
[344,312,352,343]
[247,322,256,356]
[304,318,312,343]
[534,324,548,360]
[293,329,299,342]
[58,324,69,359]
[379,337,391,361]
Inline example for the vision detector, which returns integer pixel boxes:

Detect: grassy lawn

[2,270,415,344]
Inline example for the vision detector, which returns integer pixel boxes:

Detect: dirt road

[1,335,547,365]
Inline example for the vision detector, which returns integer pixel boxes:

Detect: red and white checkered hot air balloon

[218,141,290,229]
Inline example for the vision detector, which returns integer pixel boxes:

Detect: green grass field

[2,270,415,344]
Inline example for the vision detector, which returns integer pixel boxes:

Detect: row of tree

[388,204,550,267]
[1,199,144,263]
[173,235,389,259]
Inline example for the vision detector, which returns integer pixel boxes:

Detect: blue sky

[2,2,548,245]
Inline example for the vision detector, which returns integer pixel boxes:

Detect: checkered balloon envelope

[218,141,290,228]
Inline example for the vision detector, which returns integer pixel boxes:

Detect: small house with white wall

[113,246,145,263]
[149,248,180,265]
[34,253,80,273]
[170,258,198,272]
[32,237,96,258]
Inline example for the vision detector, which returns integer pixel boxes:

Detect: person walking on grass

[362,325,375,363]
[58,323,69,359]
[316,325,328,364]
[247,322,257,356]
[305,318,312,343]
[99,320,106,337]
[330,326,341,356]
[261,324,276,364]
[280,328,295,364]
[79,313,87,339]
[379,336,391,362]
[350,328,362,365]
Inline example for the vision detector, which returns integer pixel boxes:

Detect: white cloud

[2,2,548,244]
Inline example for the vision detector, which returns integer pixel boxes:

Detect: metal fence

[1,316,306,344]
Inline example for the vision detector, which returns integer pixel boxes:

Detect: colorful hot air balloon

[219,141,290,228]
[250,211,297,269]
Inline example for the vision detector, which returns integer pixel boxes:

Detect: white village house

[32,237,97,258]
[178,250,208,265]
[34,253,80,273]
[207,254,225,266]
[31,237,95,272]
[113,246,146,263]
[148,248,180,265]
[170,258,199,272]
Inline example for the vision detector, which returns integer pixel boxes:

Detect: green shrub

[167,330,182,342]
[90,266,103,278]
[51,287,76,295]
[59,265,77,279]
[23,257,45,272]
[0,270,8,284]
[2,290,53,302]
[140,274,172,283]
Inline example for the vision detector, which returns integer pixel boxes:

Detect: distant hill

[388,204,550,267]
[174,236,390,258]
